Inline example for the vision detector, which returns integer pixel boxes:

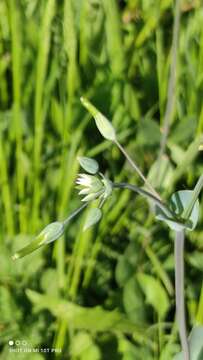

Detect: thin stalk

[0,136,14,235]
[57,0,78,291]
[174,230,190,360]
[196,283,203,324]
[113,182,174,219]
[182,174,203,220]
[9,0,25,232]
[169,135,203,190]
[158,0,181,159]
[63,203,87,227]
[115,140,162,200]
[32,0,55,231]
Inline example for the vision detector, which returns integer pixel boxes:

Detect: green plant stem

[174,230,190,360]
[63,203,87,227]
[182,174,203,220]
[113,182,174,218]
[0,136,15,235]
[12,204,87,260]
[114,140,162,200]
[32,0,55,231]
[9,0,25,232]
[158,0,181,159]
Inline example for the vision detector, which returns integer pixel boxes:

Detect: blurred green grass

[0,0,203,359]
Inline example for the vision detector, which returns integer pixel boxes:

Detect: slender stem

[113,182,174,219]
[63,203,87,227]
[115,140,162,200]
[175,231,190,360]
[158,0,181,159]
[182,174,203,220]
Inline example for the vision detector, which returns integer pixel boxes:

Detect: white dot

[9,340,14,346]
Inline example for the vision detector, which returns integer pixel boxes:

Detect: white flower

[76,174,104,202]
[75,173,113,203]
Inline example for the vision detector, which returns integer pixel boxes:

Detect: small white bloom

[81,191,103,202]
[76,173,104,202]
[76,174,92,187]
[102,177,112,199]
[76,171,113,204]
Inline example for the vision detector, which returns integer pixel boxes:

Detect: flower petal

[81,190,103,202]
[78,188,90,195]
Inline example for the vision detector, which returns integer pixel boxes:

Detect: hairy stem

[175,230,190,360]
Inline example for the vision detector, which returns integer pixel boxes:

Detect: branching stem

[115,140,162,200]
[113,182,174,218]
[114,182,190,358]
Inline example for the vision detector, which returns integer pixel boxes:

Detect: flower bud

[78,156,99,174]
[12,222,64,260]
[80,97,117,141]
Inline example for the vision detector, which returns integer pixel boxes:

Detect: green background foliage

[0,0,203,359]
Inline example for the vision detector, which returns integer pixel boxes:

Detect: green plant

[12,98,203,360]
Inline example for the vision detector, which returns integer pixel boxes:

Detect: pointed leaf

[83,208,102,231]
[173,326,203,360]
[26,289,145,334]
[155,190,200,231]
[78,156,99,174]
[137,273,170,319]
[123,277,146,324]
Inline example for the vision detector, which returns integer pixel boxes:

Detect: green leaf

[71,332,101,360]
[83,208,102,231]
[12,222,64,260]
[173,326,203,360]
[78,156,99,174]
[40,269,59,296]
[116,242,140,287]
[115,256,134,287]
[137,273,170,319]
[80,97,117,141]
[0,285,21,323]
[123,277,146,324]
[26,289,145,334]
[155,190,200,231]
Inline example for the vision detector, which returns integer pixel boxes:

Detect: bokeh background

[0,0,203,359]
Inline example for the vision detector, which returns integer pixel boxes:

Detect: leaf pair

[155,190,200,232]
